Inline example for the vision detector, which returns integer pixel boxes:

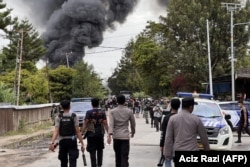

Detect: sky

[3,0,167,81]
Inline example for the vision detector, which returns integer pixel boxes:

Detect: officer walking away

[107,94,136,167]
[235,100,250,143]
[163,97,210,164]
[160,98,180,167]
[81,98,109,167]
[49,100,84,167]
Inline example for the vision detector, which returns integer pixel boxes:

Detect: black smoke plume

[22,0,138,68]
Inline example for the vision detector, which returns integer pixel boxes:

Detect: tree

[0,0,14,32]
[108,0,250,97]
[132,34,171,96]
[1,19,46,73]
[0,68,39,105]
[22,70,49,104]
[163,0,249,91]
[131,0,250,93]
[72,61,107,99]
[49,65,76,102]
[0,82,15,104]
[108,40,144,95]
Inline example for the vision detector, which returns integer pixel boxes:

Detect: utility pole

[207,19,213,96]
[45,56,53,103]
[16,29,24,106]
[14,38,20,105]
[221,2,241,101]
[65,51,72,68]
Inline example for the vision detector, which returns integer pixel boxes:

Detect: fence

[0,104,55,135]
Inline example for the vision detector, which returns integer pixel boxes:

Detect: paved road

[21,116,162,167]
[1,113,250,167]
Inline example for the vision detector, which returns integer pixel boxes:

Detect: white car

[177,92,233,150]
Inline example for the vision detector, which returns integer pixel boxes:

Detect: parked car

[218,101,250,131]
[177,92,233,150]
[70,101,92,127]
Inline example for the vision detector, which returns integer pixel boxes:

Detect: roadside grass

[3,121,53,136]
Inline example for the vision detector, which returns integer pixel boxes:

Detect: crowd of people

[48,93,250,167]
[103,96,170,127]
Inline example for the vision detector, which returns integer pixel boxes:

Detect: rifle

[157,152,165,166]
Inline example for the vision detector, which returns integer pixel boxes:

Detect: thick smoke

[22,0,66,27]
[22,0,138,68]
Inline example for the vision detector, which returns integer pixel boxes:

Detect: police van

[177,92,233,150]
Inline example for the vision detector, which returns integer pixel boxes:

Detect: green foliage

[108,40,144,95]
[1,19,46,73]
[107,0,250,97]
[18,117,26,131]
[22,70,49,104]
[0,82,15,104]
[72,61,107,99]
[0,0,15,32]
[49,65,76,102]
[0,68,49,105]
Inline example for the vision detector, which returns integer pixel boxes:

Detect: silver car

[70,102,92,126]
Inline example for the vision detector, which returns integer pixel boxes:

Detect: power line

[97,46,125,49]
[104,33,139,39]
[85,48,123,54]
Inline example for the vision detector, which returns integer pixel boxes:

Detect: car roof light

[176,92,213,99]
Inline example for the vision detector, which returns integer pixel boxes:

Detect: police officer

[49,100,84,167]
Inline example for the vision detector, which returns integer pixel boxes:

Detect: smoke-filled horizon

[21,0,169,68]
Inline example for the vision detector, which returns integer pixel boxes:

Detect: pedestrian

[107,94,136,167]
[49,100,84,167]
[153,103,163,132]
[81,98,109,167]
[50,104,58,125]
[235,100,250,143]
[143,102,151,124]
[160,98,180,167]
[134,99,140,118]
[149,102,155,128]
[163,97,210,164]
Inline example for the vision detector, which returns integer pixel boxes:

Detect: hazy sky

[3,0,167,80]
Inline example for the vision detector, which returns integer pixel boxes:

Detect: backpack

[86,109,105,137]
[153,106,162,117]
[59,113,76,136]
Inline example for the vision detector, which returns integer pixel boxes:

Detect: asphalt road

[1,113,250,167]
[20,116,162,167]
[20,118,250,167]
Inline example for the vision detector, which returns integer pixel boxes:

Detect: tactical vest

[59,113,76,136]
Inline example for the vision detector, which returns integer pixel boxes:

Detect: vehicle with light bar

[177,92,233,150]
